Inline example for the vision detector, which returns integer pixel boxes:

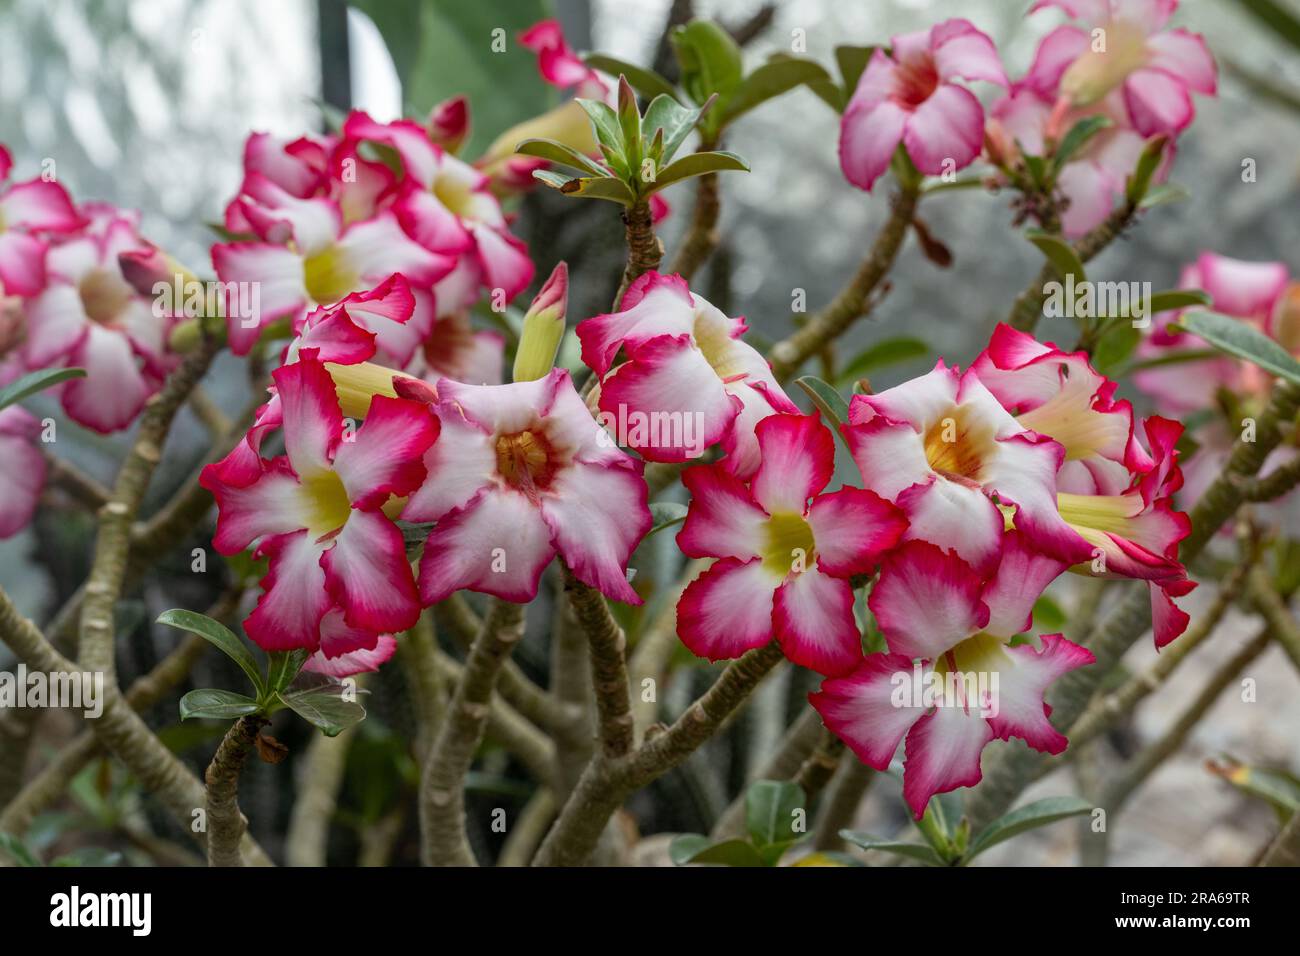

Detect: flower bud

[512,262,569,382]
[427,96,470,154]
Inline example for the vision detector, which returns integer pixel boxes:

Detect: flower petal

[333,394,439,508]
[321,508,422,634]
[809,653,927,770]
[272,356,343,478]
[245,530,331,651]
[869,539,989,659]
[676,557,776,661]
[806,486,908,576]
[1122,67,1193,135]
[901,699,994,818]
[677,463,768,561]
[773,567,862,676]
[839,98,908,192]
[903,83,985,176]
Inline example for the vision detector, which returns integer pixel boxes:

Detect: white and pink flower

[0,145,83,296]
[676,413,907,676]
[577,272,798,478]
[519,19,609,98]
[201,355,439,659]
[843,359,1094,575]
[811,533,1095,817]
[1029,0,1216,136]
[402,368,650,606]
[839,18,1008,191]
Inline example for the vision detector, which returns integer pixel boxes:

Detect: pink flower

[839,18,1007,191]
[843,359,1094,575]
[0,146,83,296]
[304,633,398,678]
[973,324,1194,646]
[519,19,609,98]
[676,413,906,676]
[201,354,439,658]
[343,111,536,305]
[402,368,651,606]
[0,406,45,539]
[1029,0,1216,136]
[1135,253,1291,415]
[577,272,799,478]
[22,211,175,433]
[426,96,470,154]
[811,534,1095,818]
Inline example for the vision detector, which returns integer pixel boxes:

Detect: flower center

[495,428,557,501]
[761,511,815,576]
[924,406,995,484]
[893,52,939,109]
[302,246,359,305]
[78,268,132,326]
[1060,19,1150,105]
[302,469,352,538]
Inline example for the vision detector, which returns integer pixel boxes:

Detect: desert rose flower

[519,19,609,98]
[839,18,1007,191]
[0,145,83,295]
[426,96,471,154]
[843,359,1094,575]
[402,368,650,605]
[1029,0,1216,136]
[676,413,907,676]
[0,406,46,539]
[23,211,175,433]
[577,272,799,478]
[201,355,439,657]
[343,111,536,304]
[811,534,1095,817]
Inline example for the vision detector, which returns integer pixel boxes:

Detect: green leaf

[0,832,42,867]
[645,150,747,193]
[921,176,986,195]
[671,19,743,108]
[745,779,806,848]
[1092,322,1141,375]
[718,57,833,128]
[1051,115,1112,171]
[1032,595,1066,632]
[1139,182,1188,209]
[1209,758,1300,821]
[179,688,261,721]
[646,501,688,537]
[834,45,875,97]
[616,75,643,173]
[1147,288,1212,315]
[669,835,766,867]
[514,137,607,177]
[583,54,678,101]
[532,170,636,204]
[1125,133,1169,206]
[642,95,706,166]
[267,649,309,694]
[157,609,264,695]
[576,98,624,154]
[965,795,1094,861]
[0,367,86,411]
[278,683,366,737]
[795,376,850,431]
[1025,229,1086,284]
[839,832,945,866]
[1122,348,1220,374]
[1175,310,1300,387]
[1236,0,1300,53]
[836,336,930,387]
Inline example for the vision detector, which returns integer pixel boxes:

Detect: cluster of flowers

[841,2,1216,237]
[0,144,195,536]
[1136,252,1299,508]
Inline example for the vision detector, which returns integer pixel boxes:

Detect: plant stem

[419,598,526,867]
[768,184,919,383]
[614,200,663,308]
[205,714,268,867]
[562,564,634,759]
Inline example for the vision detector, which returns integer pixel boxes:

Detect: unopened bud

[512,261,569,382]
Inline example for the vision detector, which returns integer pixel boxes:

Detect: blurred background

[2,0,1299,866]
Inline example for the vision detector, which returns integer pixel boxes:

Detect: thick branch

[205,714,268,867]
[419,598,526,867]
[615,200,663,308]
[768,185,919,383]
[562,565,634,759]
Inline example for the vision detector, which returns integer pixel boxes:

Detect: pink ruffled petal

[806,486,908,576]
[402,403,499,522]
[211,241,310,355]
[676,557,777,661]
[469,221,534,302]
[677,463,768,561]
[1146,28,1216,95]
[0,231,47,295]
[540,458,650,605]
[897,477,1005,576]
[1122,67,1193,135]
[983,633,1095,752]
[869,540,989,660]
[272,356,343,479]
[980,531,1068,639]
[304,631,397,678]
[321,508,422,634]
[61,325,151,433]
[839,96,908,192]
[417,486,555,603]
[931,18,1007,86]
[577,272,697,377]
[809,653,927,770]
[22,285,89,365]
[901,699,995,818]
[597,334,738,463]
[1151,580,1191,649]
[335,212,457,289]
[984,433,1094,565]
[843,416,934,501]
[201,456,311,555]
[332,394,439,509]
[391,184,472,254]
[750,413,835,516]
[245,530,331,651]
[902,84,985,176]
[0,178,82,231]
[1196,252,1289,319]
[773,567,862,676]
[1022,25,1090,96]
